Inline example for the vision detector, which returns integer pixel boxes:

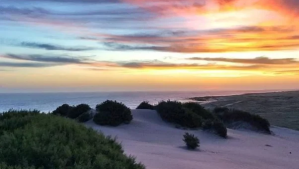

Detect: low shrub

[213,121,227,138]
[67,104,91,119]
[202,119,214,130]
[181,108,203,128]
[183,132,200,150]
[156,101,202,128]
[52,104,73,117]
[94,100,132,126]
[214,107,270,133]
[183,102,215,120]
[202,119,227,138]
[136,101,155,110]
[0,110,145,169]
[77,111,93,123]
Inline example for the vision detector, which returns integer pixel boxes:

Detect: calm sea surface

[0,90,267,112]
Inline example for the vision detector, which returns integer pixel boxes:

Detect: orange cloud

[120,0,299,20]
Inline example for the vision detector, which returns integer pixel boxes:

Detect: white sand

[85,109,299,169]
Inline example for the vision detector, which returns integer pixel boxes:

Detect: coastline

[190,90,299,131]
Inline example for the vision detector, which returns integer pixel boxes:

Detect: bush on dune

[202,119,227,138]
[52,104,73,117]
[214,107,271,133]
[94,100,133,126]
[0,110,145,169]
[136,101,155,110]
[183,102,215,120]
[183,132,200,150]
[213,121,228,138]
[77,111,93,123]
[156,101,203,128]
[67,104,91,119]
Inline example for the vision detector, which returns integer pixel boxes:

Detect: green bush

[52,104,73,117]
[0,109,40,121]
[202,119,227,138]
[77,111,93,123]
[94,100,133,126]
[183,132,199,150]
[181,108,203,128]
[67,104,91,119]
[202,119,214,130]
[156,101,202,128]
[183,102,215,120]
[214,107,270,133]
[136,101,155,110]
[0,110,145,169]
[213,121,227,138]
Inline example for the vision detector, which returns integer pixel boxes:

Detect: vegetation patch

[182,102,215,120]
[202,119,227,138]
[136,101,155,110]
[214,107,271,133]
[77,111,93,123]
[156,101,202,128]
[94,100,133,126]
[0,110,145,169]
[67,104,91,119]
[183,132,200,150]
[52,104,73,117]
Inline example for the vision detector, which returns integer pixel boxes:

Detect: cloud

[118,61,264,70]
[0,6,50,16]
[1,4,154,26]
[120,0,299,17]
[20,42,95,51]
[0,62,55,68]
[188,57,299,65]
[274,69,299,75]
[1,0,121,3]
[0,53,118,69]
[100,26,299,53]
[4,54,86,64]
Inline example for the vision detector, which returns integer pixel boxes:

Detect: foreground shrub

[0,109,40,121]
[183,102,215,120]
[94,100,132,126]
[0,111,145,169]
[156,101,202,128]
[214,107,270,133]
[183,132,200,150]
[67,104,91,119]
[136,101,155,110]
[52,104,73,117]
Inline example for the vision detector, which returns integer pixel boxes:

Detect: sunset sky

[1,0,299,92]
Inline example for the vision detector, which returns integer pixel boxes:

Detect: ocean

[0,90,262,112]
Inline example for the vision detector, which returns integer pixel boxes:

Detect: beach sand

[85,109,299,169]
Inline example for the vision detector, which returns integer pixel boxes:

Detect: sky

[0,0,299,92]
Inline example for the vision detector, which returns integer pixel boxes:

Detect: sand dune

[85,109,299,169]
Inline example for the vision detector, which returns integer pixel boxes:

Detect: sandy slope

[85,110,299,169]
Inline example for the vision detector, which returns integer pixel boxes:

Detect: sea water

[0,90,261,112]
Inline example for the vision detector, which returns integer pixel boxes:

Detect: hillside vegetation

[0,110,145,169]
